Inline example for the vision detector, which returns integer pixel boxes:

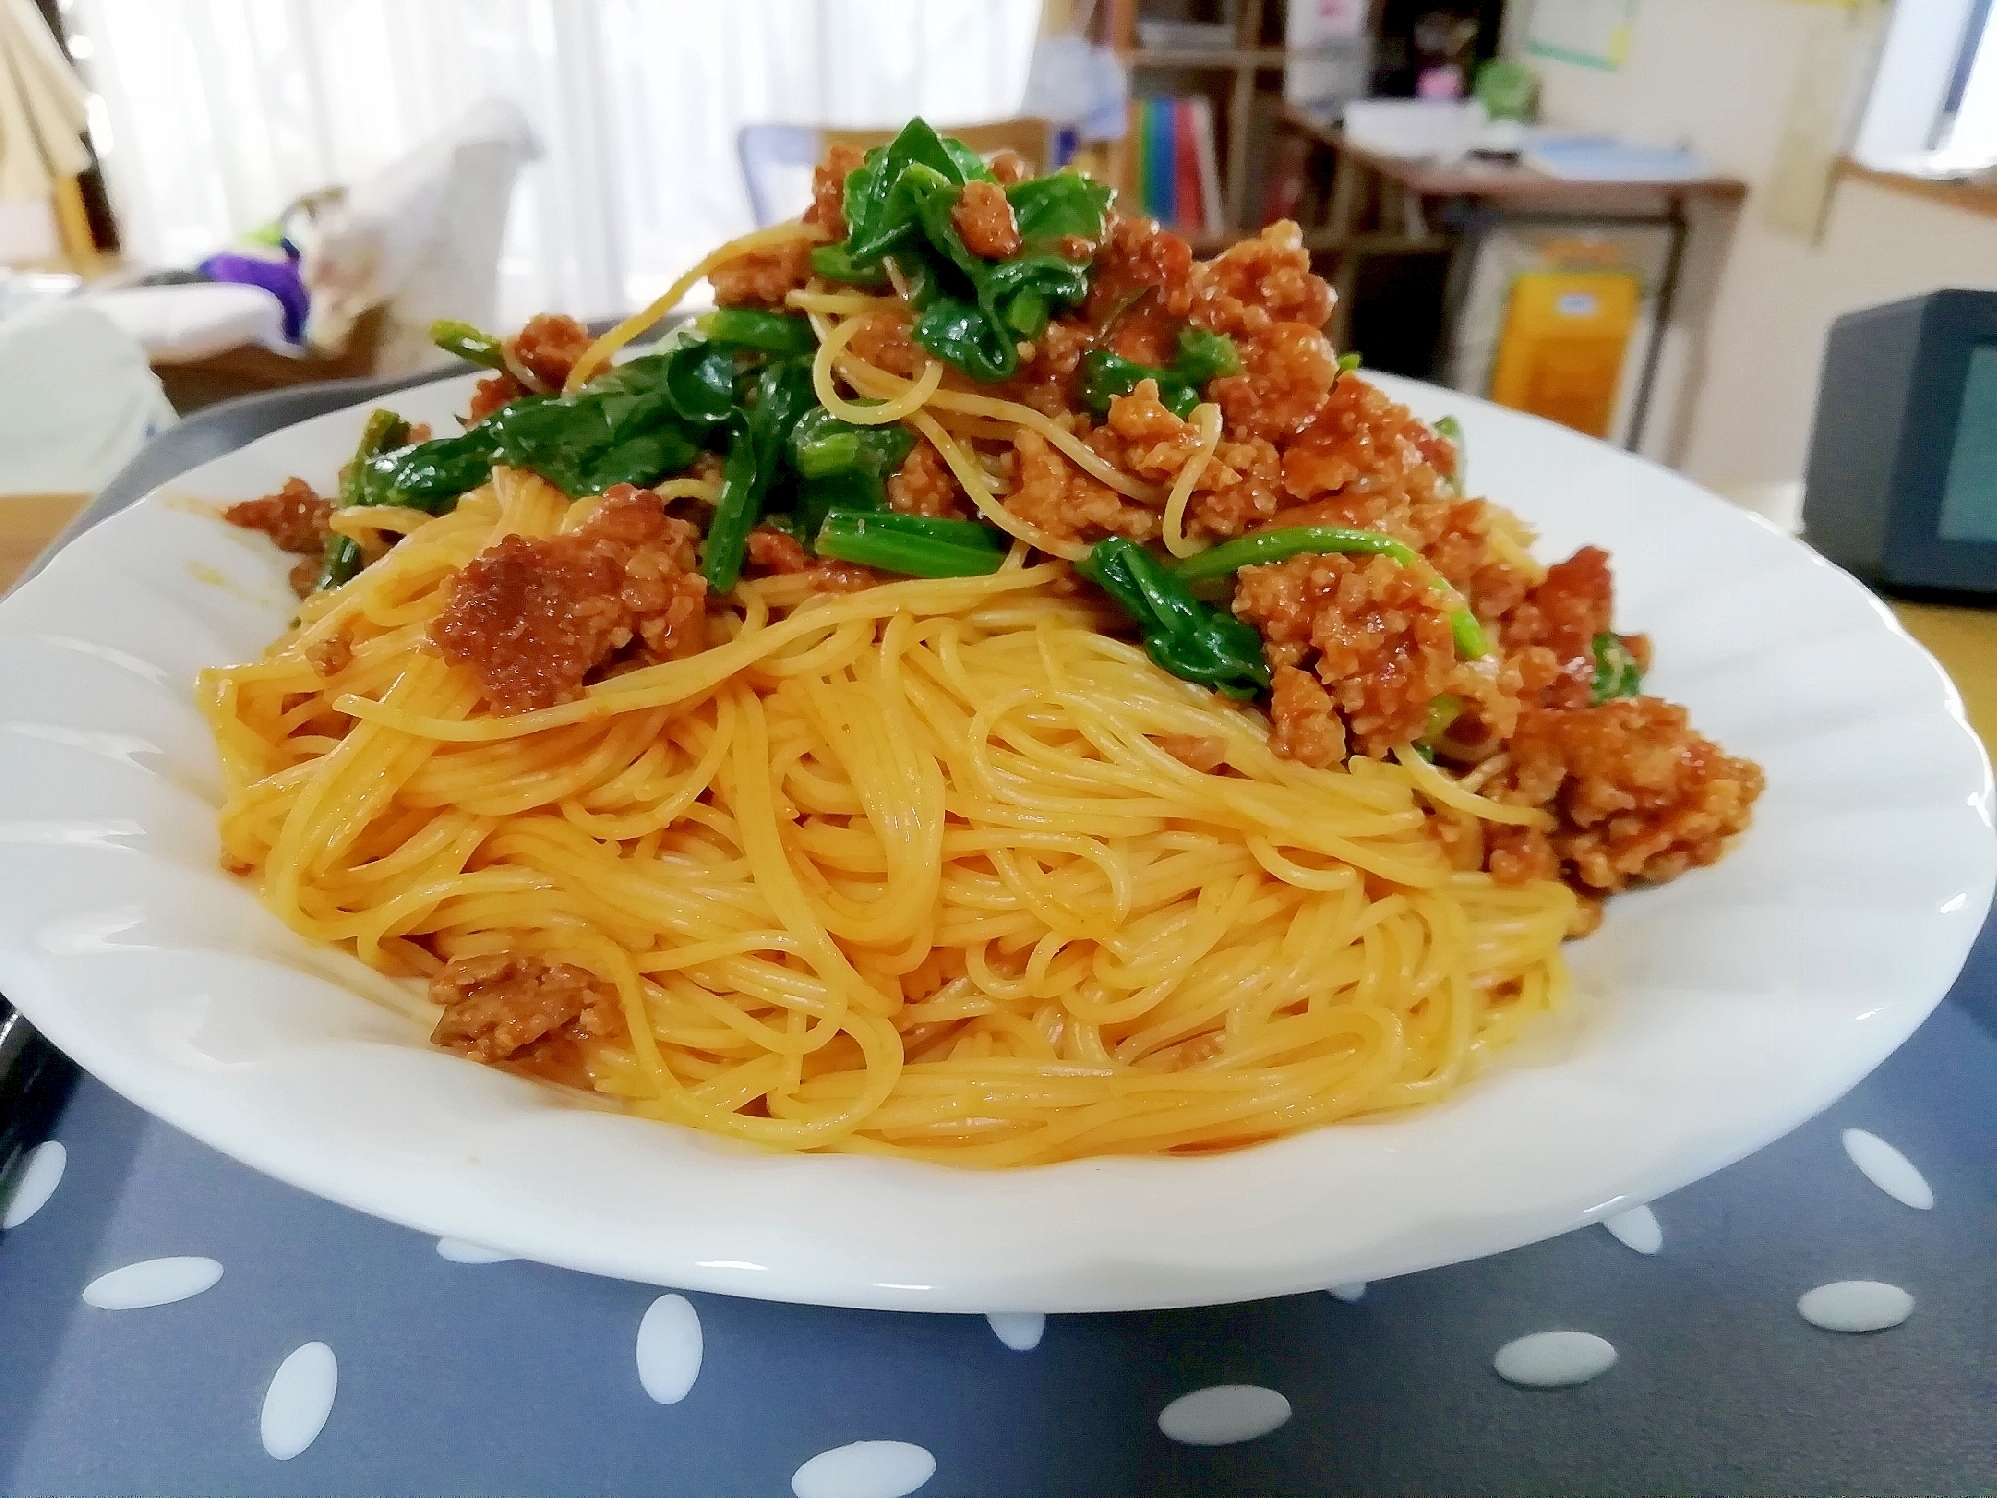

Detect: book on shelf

[1130,95,1223,235]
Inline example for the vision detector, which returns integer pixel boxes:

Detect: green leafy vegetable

[814,510,1006,577]
[842,118,995,262]
[813,119,1110,383]
[1434,414,1465,496]
[1076,536,1271,700]
[785,407,917,542]
[807,243,890,286]
[1173,328,1241,385]
[350,347,732,519]
[1590,633,1644,704]
[1422,694,1464,744]
[1077,327,1241,420]
[430,319,506,372]
[702,357,817,592]
[1337,351,1363,375]
[1169,525,1489,661]
[1006,173,1116,247]
[315,408,412,590]
[696,308,816,356]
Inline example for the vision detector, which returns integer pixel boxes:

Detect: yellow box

[1488,267,1640,440]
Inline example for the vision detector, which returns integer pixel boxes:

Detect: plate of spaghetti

[0,123,1989,1311]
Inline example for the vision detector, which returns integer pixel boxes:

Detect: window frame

[1854,0,1997,174]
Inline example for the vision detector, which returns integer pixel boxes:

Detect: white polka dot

[435,1237,517,1264]
[1603,1205,1662,1255]
[1842,1129,1933,1210]
[1493,1331,1618,1389]
[1327,1282,1367,1303]
[1798,1281,1913,1334]
[261,1342,336,1460]
[635,1294,702,1404]
[985,1312,1044,1351]
[83,1256,223,1309]
[2,1140,65,1229]
[791,1440,936,1498]
[1156,1385,1293,1446]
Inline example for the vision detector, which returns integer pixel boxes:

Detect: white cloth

[0,299,175,493]
[70,0,1039,327]
[87,281,290,363]
[299,99,540,375]
[0,0,89,200]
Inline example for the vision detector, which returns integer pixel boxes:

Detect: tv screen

[1939,342,1997,545]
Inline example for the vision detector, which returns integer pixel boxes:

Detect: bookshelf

[1102,2,1442,255]
[1093,0,1469,363]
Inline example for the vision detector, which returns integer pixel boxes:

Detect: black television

[1802,289,1997,596]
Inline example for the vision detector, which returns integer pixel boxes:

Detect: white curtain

[67,0,1041,325]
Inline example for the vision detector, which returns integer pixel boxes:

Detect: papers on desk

[1523,136,1711,182]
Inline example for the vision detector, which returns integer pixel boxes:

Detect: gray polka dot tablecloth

[2,902,1992,1498]
[4,383,1995,1497]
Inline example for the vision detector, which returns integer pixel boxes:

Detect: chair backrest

[737,125,824,231]
[737,119,1057,229]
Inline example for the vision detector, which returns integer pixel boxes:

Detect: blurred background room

[2,0,1995,718]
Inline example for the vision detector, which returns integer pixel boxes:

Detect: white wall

[1511,0,1997,486]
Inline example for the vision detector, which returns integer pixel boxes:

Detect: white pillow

[87,282,292,364]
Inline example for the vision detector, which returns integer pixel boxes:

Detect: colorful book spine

[1190,97,1223,232]
[1144,98,1177,226]
[1173,100,1204,235]
[1131,97,1225,233]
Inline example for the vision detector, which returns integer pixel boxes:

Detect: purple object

[198,251,310,345]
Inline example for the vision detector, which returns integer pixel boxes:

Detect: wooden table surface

[0,494,87,593]
[1279,108,1750,207]
[3,496,1992,758]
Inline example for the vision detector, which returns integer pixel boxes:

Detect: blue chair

[737,124,824,230]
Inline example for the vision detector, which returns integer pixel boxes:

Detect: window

[1855,0,1997,174]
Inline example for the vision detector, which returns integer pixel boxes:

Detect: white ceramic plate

[1,372,1990,1313]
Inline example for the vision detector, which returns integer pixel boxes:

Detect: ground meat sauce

[952,180,1022,260]
[886,439,970,518]
[709,237,815,308]
[432,484,706,714]
[509,312,592,388]
[1236,550,1460,759]
[430,952,624,1087]
[1488,698,1765,896]
[226,477,331,555]
[805,144,865,238]
[744,525,881,593]
[462,314,595,422]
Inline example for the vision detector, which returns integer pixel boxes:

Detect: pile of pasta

[202,462,1573,1165]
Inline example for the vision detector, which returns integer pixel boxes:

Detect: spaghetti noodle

[207,121,1760,1166]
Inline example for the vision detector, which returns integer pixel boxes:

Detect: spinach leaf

[1590,634,1644,704]
[814,510,1005,577]
[786,408,917,544]
[843,119,995,262]
[1077,536,1271,700]
[696,308,816,356]
[315,408,414,590]
[1006,173,1114,246]
[815,118,1101,384]
[429,319,506,371]
[702,356,817,592]
[1077,328,1240,421]
[349,351,716,518]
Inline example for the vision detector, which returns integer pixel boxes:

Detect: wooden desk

[1894,603,1997,759]
[1276,108,1748,451]
[0,494,88,593]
